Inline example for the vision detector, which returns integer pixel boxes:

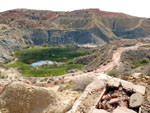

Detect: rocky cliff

[0,8,150,61]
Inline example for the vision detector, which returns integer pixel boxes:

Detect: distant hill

[0,8,150,61]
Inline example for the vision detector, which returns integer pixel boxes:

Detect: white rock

[129,93,144,108]
[121,80,133,92]
[113,107,137,113]
[132,85,146,95]
[107,78,120,88]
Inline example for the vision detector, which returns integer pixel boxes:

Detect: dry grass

[107,70,120,77]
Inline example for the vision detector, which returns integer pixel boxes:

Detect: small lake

[31,60,54,67]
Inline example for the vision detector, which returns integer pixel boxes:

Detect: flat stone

[107,78,120,88]
[121,80,133,92]
[129,93,143,108]
[92,109,108,113]
[113,107,137,113]
[132,85,146,95]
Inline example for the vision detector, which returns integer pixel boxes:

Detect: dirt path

[96,43,141,73]
[64,43,145,81]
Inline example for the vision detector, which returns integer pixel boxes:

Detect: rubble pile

[96,86,133,112]
[90,74,146,113]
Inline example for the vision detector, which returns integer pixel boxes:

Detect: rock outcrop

[0,82,57,113]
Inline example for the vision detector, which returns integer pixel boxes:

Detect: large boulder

[0,82,57,113]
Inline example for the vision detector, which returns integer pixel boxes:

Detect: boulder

[113,107,137,113]
[107,78,120,88]
[0,82,56,113]
[129,93,143,108]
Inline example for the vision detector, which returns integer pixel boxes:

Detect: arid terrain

[0,9,150,113]
[1,8,150,62]
[0,39,150,113]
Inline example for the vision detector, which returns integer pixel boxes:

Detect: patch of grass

[9,62,83,77]
[15,47,88,64]
[131,58,150,68]
[9,47,87,77]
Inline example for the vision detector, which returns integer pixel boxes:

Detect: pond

[30,60,54,67]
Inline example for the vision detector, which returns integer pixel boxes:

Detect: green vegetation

[131,58,150,68]
[15,47,87,64]
[107,70,120,77]
[9,47,87,77]
[9,62,83,77]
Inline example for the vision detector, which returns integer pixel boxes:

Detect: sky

[0,0,150,18]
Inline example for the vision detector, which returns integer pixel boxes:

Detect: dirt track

[96,43,141,73]
[64,43,145,81]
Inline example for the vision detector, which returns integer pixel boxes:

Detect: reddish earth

[96,43,142,73]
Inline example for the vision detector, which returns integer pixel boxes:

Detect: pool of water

[31,60,54,67]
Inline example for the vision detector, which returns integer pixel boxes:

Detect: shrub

[141,58,149,64]
[131,57,150,68]
[107,70,120,77]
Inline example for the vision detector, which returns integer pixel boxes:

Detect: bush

[107,70,120,77]
[131,57,150,68]
[141,58,149,64]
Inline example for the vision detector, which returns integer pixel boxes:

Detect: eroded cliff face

[23,27,110,46]
[0,8,150,61]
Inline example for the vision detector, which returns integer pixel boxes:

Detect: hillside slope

[0,8,150,61]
